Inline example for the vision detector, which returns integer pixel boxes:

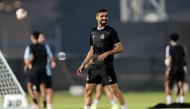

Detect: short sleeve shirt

[30,43,48,67]
[90,25,120,68]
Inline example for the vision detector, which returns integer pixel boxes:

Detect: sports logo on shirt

[100,34,105,39]
[86,75,89,81]
[108,76,112,82]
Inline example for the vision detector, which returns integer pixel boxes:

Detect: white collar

[97,24,107,30]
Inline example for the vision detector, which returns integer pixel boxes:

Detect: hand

[98,52,109,61]
[28,64,32,69]
[24,64,32,73]
[77,65,85,76]
[51,62,56,69]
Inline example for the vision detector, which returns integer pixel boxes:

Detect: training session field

[27,91,190,109]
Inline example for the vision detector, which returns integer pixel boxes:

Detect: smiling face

[96,11,108,27]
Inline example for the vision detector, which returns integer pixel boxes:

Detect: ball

[16,8,27,20]
[58,52,66,60]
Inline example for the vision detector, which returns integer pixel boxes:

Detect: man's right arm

[165,46,171,78]
[183,46,188,75]
[24,46,30,64]
[45,44,56,68]
[164,45,170,66]
[81,46,94,66]
[23,46,32,72]
[26,45,34,66]
[77,46,94,76]
[183,46,187,65]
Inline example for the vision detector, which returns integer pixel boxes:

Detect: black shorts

[28,66,47,85]
[35,75,52,91]
[27,67,46,84]
[101,80,107,86]
[97,80,106,87]
[26,69,34,83]
[167,67,185,89]
[46,75,52,89]
[86,66,117,85]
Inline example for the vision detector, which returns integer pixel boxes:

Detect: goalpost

[0,50,29,108]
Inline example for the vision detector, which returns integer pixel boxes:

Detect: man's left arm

[98,29,123,61]
[107,42,123,55]
[183,46,187,65]
[108,29,123,54]
[45,44,56,69]
[183,46,188,75]
[98,42,123,61]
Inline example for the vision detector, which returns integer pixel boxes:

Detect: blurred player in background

[165,33,187,104]
[24,33,48,109]
[91,84,119,109]
[24,31,56,109]
[85,60,119,109]
[77,9,128,109]
[37,33,56,109]
[24,31,40,109]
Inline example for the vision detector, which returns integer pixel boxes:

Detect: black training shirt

[169,44,186,67]
[90,25,120,68]
[30,43,48,67]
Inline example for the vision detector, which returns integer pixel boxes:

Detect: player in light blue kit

[24,31,56,109]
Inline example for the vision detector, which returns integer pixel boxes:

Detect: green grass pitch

[27,91,190,109]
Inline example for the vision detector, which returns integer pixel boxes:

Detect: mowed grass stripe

[26,91,190,109]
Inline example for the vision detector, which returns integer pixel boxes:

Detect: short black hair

[96,9,107,16]
[31,31,40,40]
[170,33,179,42]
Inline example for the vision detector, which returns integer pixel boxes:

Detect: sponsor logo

[108,76,112,82]
[100,34,105,39]
[86,76,89,81]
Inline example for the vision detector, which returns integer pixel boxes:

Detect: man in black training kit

[77,9,128,109]
[165,33,187,104]
[25,35,48,109]
[24,31,40,109]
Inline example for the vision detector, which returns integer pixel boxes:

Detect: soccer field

[27,91,190,109]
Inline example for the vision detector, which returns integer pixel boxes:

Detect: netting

[0,51,25,107]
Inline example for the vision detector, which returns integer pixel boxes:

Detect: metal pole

[159,0,167,21]
[54,24,62,54]
[120,0,130,23]
[2,25,8,57]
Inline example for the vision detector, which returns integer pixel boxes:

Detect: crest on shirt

[92,35,95,40]
[100,34,105,39]
[108,76,112,82]
[86,75,89,81]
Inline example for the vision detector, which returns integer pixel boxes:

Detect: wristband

[82,61,86,66]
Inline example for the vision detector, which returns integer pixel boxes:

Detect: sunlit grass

[26,91,190,109]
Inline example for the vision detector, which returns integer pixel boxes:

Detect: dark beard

[100,20,107,26]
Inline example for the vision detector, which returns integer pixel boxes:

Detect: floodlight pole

[1,25,8,57]
[120,0,168,22]
[54,24,62,54]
